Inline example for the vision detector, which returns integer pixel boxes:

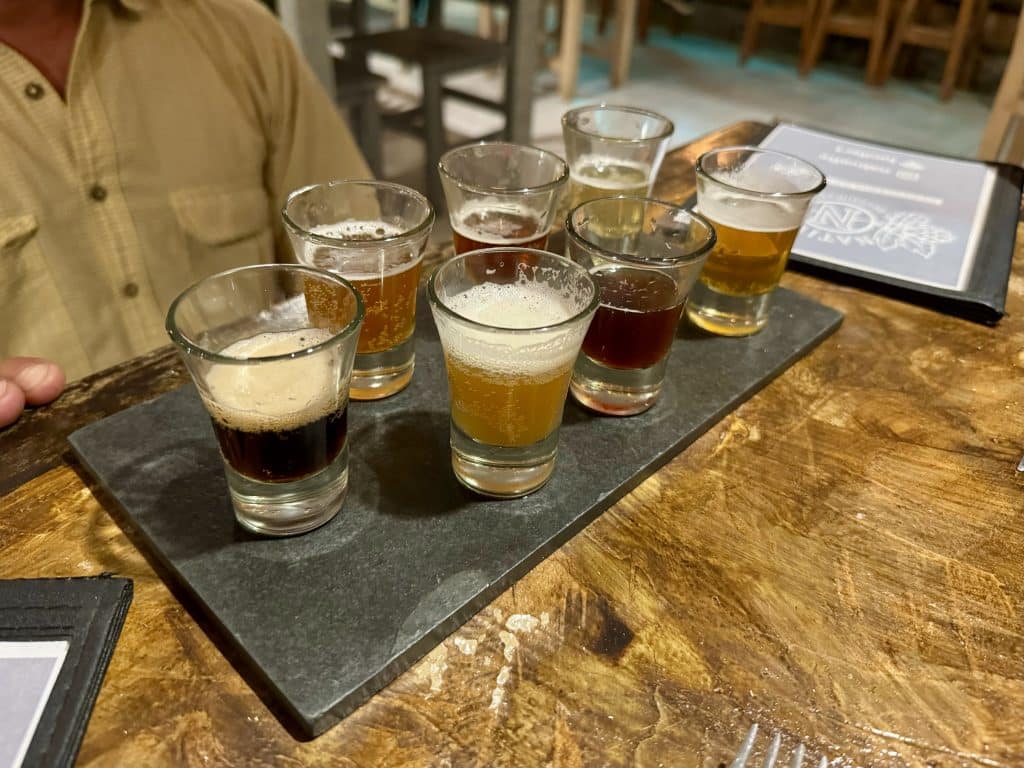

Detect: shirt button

[89,184,108,202]
[122,282,139,298]
[24,82,44,100]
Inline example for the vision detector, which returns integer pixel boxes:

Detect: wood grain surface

[2,121,1022,767]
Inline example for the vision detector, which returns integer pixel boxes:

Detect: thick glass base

[686,282,772,337]
[225,447,348,536]
[351,337,415,400]
[450,422,558,498]
[570,353,667,416]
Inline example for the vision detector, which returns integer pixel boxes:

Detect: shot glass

[166,264,364,536]
[686,146,826,336]
[283,180,434,399]
[428,247,599,498]
[567,197,716,416]
[561,105,674,209]
[438,142,568,254]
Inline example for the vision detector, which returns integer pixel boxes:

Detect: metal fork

[729,723,828,768]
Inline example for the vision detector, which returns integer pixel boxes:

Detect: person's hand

[0,357,65,428]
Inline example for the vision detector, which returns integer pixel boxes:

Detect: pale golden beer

[569,158,650,208]
[697,216,801,298]
[445,355,574,448]
[686,147,825,336]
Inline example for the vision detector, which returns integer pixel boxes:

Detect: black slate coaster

[69,287,842,738]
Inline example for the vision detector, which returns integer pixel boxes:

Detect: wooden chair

[335,2,513,206]
[978,9,1024,161]
[879,0,989,98]
[739,0,820,70]
[800,0,894,82]
[556,0,640,99]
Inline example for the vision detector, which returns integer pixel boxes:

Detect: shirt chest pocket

[170,186,276,280]
[0,213,82,366]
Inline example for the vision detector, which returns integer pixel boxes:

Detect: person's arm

[256,10,373,261]
[0,357,65,428]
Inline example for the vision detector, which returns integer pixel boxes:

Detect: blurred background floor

[338,0,998,242]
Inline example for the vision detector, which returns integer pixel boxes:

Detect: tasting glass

[561,104,674,209]
[283,180,433,399]
[166,264,364,537]
[438,142,568,254]
[686,147,826,336]
[428,247,599,498]
[567,197,715,415]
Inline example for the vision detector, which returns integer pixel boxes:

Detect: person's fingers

[0,357,66,406]
[0,378,27,429]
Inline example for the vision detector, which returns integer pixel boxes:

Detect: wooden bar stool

[978,9,1024,161]
[800,0,894,82]
[880,0,989,98]
[739,0,820,70]
[556,0,640,99]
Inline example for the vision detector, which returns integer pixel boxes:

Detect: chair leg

[979,11,1024,159]
[610,0,638,87]
[798,0,821,71]
[599,0,613,34]
[739,0,764,65]
[356,93,383,177]
[559,0,585,100]
[866,0,893,84]
[940,0,979,99]
[638,0,651,42]
[422,67,445,208]
[880,0,919,86]
[800,0,834,75]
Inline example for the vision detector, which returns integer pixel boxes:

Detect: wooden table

[3,121,1022,766]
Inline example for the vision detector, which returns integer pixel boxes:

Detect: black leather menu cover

[758,124,1024,325]
[0,576,132,768]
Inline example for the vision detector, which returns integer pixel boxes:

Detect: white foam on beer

[204,328,342,432]
[452,202,546,246]
[439,282,584,375]
[305,221,421,280]
[698,164,812,233]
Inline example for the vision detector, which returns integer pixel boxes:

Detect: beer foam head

[697,182,808,233]
[203,329,343,432]
[697,154,820,232]
[298,222,423,279]
[435,282,588,375]
[452,202,547,246]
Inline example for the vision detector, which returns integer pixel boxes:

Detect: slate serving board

[69,287,842,738]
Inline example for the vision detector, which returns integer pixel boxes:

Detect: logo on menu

[802,195,955,259]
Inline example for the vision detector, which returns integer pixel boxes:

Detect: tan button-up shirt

[0,0,370,381]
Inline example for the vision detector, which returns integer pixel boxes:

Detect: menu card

[759,123,1023,324]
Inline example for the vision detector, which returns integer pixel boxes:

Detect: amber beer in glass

[438,142,568,254]
[567,197,715,415]
[686,147,826,336]
[561,105,673,209]
[428,248,598,498]
[166,265,364,536]
[283,181,434,399]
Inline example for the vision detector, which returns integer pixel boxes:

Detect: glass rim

[427,247,600,334]
[166,264,365,365]
[437,141,570,196]
[696,146,827,198]
[281,179,435,249]
[561,104,675,144]
[566,195,717,268]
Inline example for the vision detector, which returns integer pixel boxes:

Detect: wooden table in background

[2,121,1022,767]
